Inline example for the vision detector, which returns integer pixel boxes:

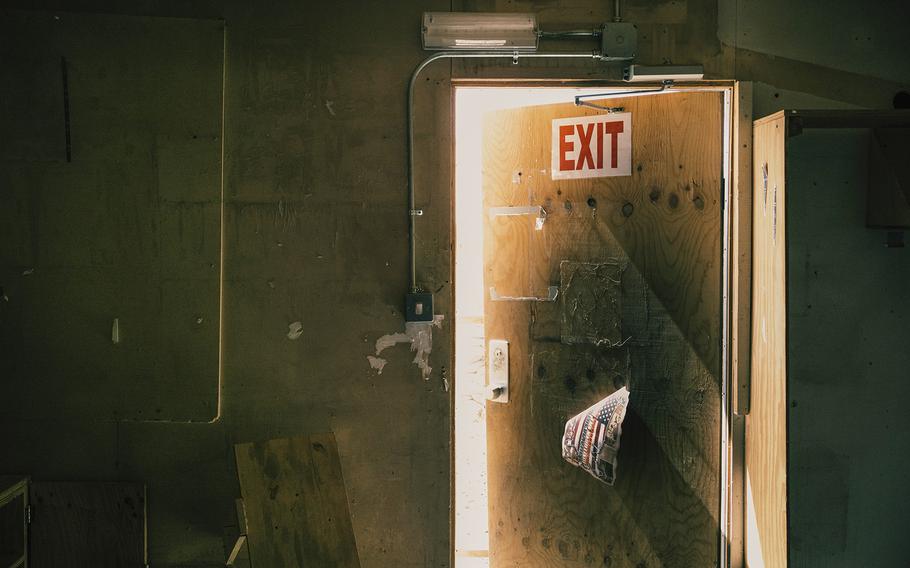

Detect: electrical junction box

[600,22,637,60]
[405,292,434,322]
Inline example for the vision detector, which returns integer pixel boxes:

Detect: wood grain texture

[234,433,360,568]
[729,80,753,568]
[746,114,788,568]
[28,482,146,568]
[733,82,754,416]
[483,91,723,567]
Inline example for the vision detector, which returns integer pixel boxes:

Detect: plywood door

[482,91,724,567]
[745,113,788,568]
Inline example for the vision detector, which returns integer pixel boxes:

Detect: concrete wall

[0,1,907,566]
[787,128,910,568]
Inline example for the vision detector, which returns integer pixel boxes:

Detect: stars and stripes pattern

[561,387,629,485]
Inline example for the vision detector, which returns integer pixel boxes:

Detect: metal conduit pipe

[538,30,602,39]
[407,50,623,293]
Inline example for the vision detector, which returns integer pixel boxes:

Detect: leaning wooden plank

[28,482,147,568]
[0,476,28,506]
[235,498,248,535]
[0,475,28,568]
[226,535,248,566]
[746,113,788,568]
[234,433,360,568]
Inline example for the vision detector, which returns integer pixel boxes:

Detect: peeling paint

[325,100,336,116]
[372,315,444,380]
[375,332,410,354]
[287,321,303,340]
[367,356,387,374]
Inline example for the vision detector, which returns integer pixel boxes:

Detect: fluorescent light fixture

[422,12,539,51]
[624,64,705,82]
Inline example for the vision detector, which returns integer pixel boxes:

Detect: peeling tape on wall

[287,321,303,340]
[367,356,387,374]
[371,315,444,379]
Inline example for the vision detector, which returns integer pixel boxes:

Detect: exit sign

[551,113,632,180]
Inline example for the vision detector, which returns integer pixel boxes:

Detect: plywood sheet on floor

[234,433,360,568]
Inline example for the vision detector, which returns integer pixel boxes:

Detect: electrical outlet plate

[487,339,509,403]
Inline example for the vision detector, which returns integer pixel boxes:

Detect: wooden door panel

[488,214,537,299]
[745,113,788,568]
[483,92,723,567]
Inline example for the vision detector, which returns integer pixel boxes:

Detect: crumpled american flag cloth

[561,387,630,485]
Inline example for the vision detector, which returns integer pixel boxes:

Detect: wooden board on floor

[28,482,147,568]
[746,112,788,568]
[234,433,360,568]
[482,91,724,567]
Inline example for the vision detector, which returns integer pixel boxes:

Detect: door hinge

[720,177,726,211]
[26,504,32,525]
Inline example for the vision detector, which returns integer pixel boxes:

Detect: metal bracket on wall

[488,205,548,230]
[489,286,558,302]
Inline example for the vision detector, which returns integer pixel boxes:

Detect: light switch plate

[488,339,509,403]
